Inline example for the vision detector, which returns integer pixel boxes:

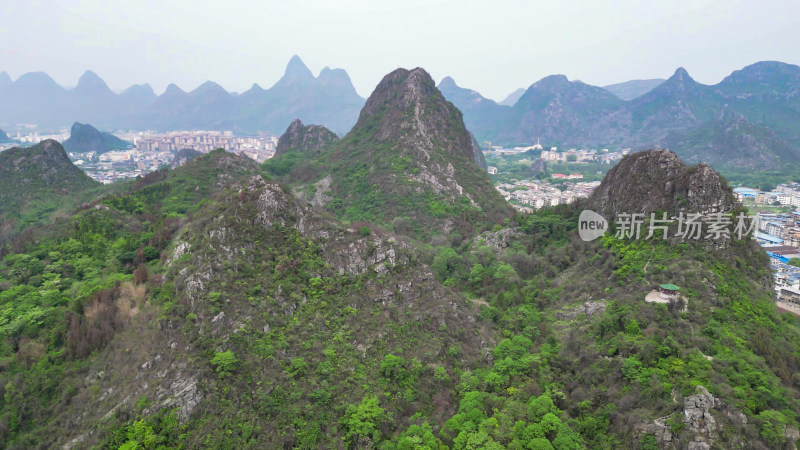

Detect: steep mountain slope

[279,67,512,240]
[627,68,722,142]
[0,72,67,126]
[62,122,129,154]
[0,140,98,239]
[666,106,800,171]
[437,76,509,140]
[602,78,665,101]
[0,149,492,448]
[714,61,800,147]
[68,70,122,121]
[492,75,628,146]
[1,141,800,448]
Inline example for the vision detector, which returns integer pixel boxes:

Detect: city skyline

[2,0,798,100]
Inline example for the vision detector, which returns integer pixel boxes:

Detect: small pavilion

[659,284,680,299]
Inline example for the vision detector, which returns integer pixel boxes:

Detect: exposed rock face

[315,67,511,232]
[530,158,546,175]
[684,386,716,434]
[555,301,606,321]
[472,228,521,253]
[275,118,340,157]
[169,148,203,168]
[587,149,735,218]
[156,376,201,421]
[62,122,129,154]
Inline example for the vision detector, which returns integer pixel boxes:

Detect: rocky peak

[588,149,735,218]
[120,83,156,101]
[275,119,340,157]
[672,67,692,82]
[296,66,510,237]
[655,67,701,96]
[75,70,111,92]
[275,55,315,87]
[352,67,491,180]
[438,76,458,90]
[720,61,800,86]
[244,82,264,94]
[169,148,203,169]
[0,140,95,185]
[359,68,440,121]
[531,74,571,90]
[161,83,187,98]
[63,122,129,154]
[14,71,61,89]
[355,67,478,161]
[190,81,230,99]
[317,67,355,89]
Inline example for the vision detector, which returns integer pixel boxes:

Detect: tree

[493,262,519,285]
[211,350,239,377]
[342,395,388,447]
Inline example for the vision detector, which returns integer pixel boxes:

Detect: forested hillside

[1,68,799,449]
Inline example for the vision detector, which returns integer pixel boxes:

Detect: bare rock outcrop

[587,149,736,218]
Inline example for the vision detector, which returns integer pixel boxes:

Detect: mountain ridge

[0,56,365,135]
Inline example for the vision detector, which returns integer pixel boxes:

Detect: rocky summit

[272,67,511,239]
[588,149,735,218]
[62,122,129,154]
[274,118,340,157]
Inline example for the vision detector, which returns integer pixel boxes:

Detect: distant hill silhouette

[0,56,365,135]
[62,122,129,154]
[602,78,665,100]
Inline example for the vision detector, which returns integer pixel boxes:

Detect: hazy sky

[2,0,798,101]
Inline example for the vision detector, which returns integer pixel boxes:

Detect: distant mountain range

[0,56,364,135]
[3,59,800,170]
[602,78,665,100]
[438,61,800,170]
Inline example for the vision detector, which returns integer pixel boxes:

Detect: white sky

[1,0,798,101]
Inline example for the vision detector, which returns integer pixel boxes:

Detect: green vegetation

[0,140,101,242]
[485,152,610,186]
[2,66,800,448]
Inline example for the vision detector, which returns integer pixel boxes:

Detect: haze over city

[2,0,798,100]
